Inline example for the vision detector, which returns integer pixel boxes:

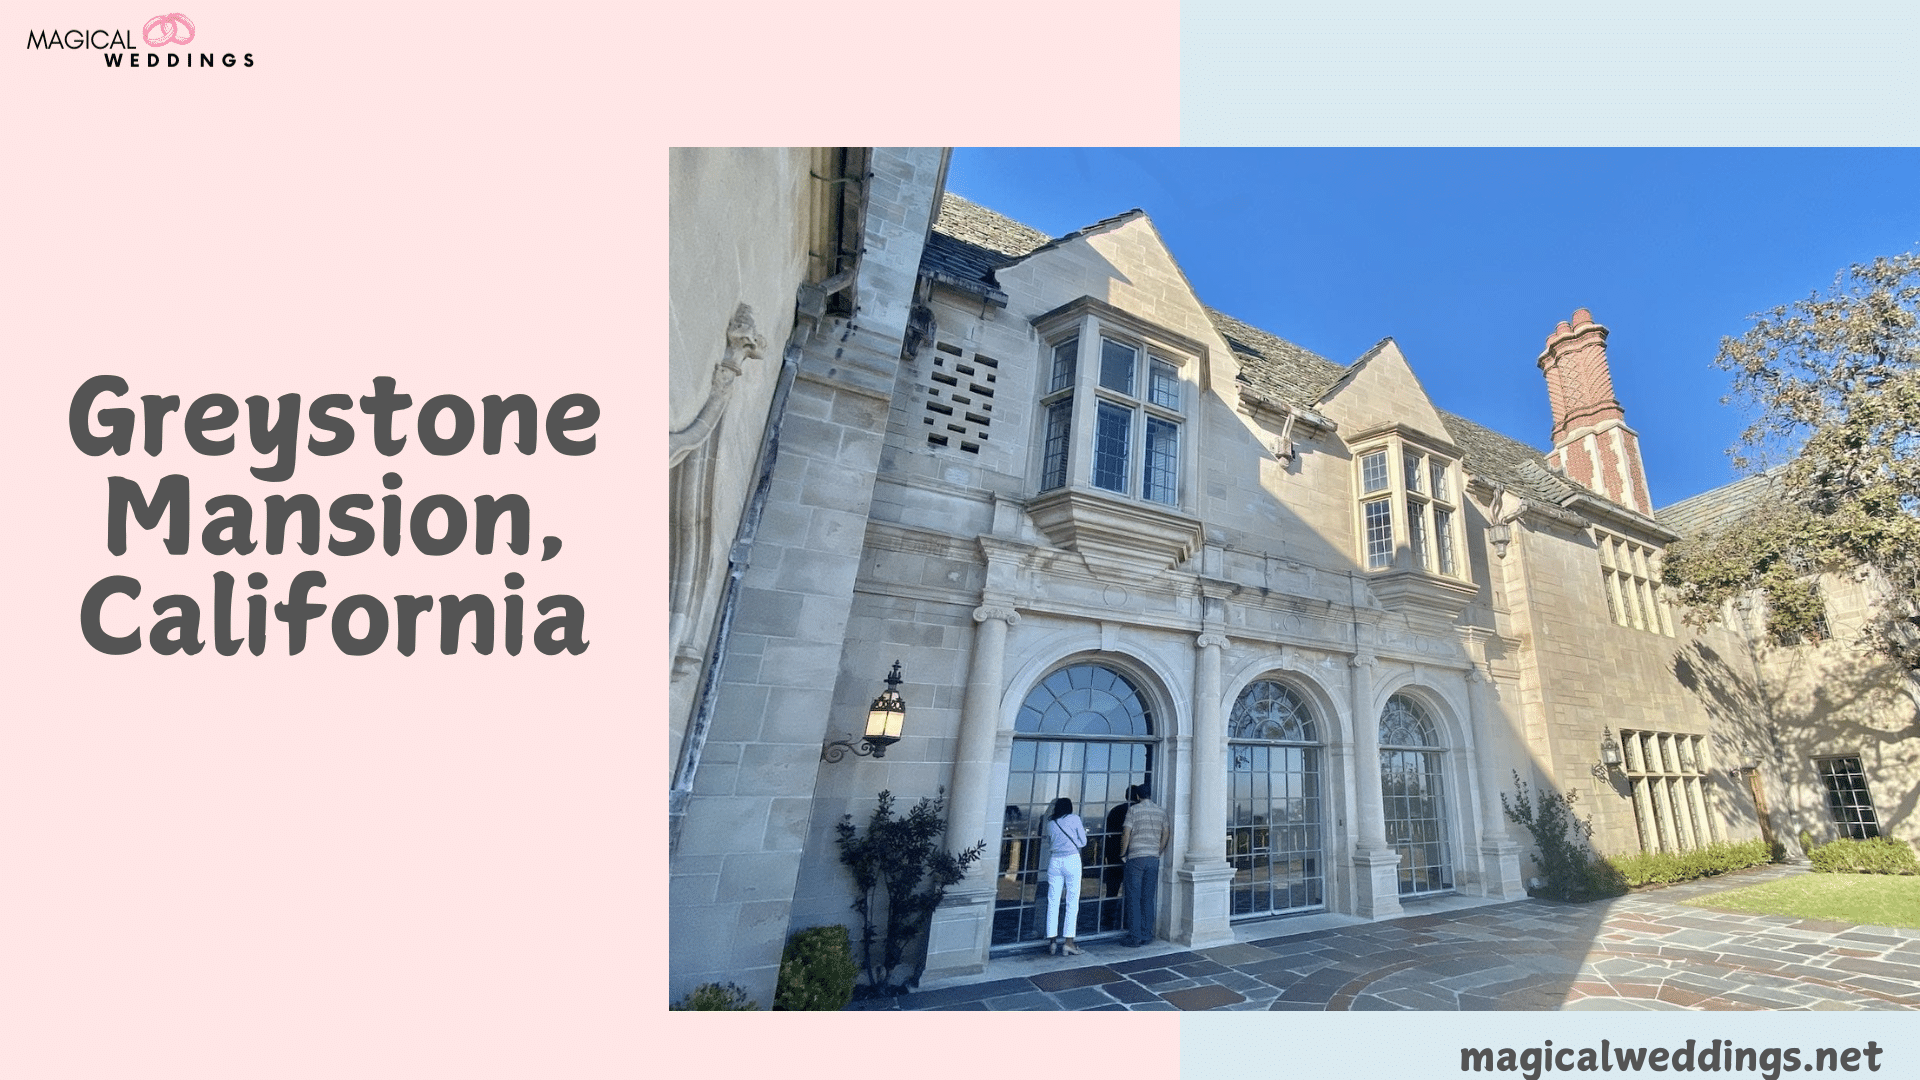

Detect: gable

[991,214,1236,388]
[1314,339,1451,442]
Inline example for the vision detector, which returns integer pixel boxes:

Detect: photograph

[667,147,1920,1015]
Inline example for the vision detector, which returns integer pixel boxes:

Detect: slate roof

[924,194,1618,518]
[1657,471,1780,538]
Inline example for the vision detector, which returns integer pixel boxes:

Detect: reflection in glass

[1227,680,1324,919]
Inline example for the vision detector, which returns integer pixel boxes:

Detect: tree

[1663,252,1920,668]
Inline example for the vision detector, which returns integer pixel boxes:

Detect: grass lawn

[1686,873,1920,929]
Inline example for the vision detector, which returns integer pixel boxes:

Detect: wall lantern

[1487,523,1513,559]
[1590,726,1624,779]
[822,660,907,762]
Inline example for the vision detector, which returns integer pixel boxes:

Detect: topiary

[775,925,859,1011]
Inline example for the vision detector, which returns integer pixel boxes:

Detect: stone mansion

[666,148,1919,1005]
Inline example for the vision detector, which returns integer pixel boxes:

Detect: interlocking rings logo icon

[142,13,196,47]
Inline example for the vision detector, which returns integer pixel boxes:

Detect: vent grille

[921,340,999,455]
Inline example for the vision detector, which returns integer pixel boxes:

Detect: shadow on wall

[1674,638,1920,852]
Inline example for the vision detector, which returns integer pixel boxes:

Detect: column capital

[973,603,1020,626]
[1349,650,1378,670]
[1195,631,1230,651]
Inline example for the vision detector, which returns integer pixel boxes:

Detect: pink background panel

[5,1,1178,1076]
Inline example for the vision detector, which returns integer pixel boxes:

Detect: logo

[25,13,250,68]
[142,13,194,46]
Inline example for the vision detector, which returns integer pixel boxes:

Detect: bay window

[1351,431,1466,581]
[1035,306,1191,508]
[1025,298,1206,576]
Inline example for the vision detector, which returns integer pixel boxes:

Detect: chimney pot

[1571,308,1593,327]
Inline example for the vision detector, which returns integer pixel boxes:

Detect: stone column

[949,603,1017,857]
[1174,627,1236,947]
[1465,659,1526,899]
[921,600,1016,982]
[1348,646,1403,919]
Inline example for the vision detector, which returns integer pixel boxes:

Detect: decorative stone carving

[973,603,1021,626]
[669,304,764,468]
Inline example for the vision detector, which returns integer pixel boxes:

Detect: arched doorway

[1227,679,1325,917]
[1379,693,1454,896]
[993,662,1156,948]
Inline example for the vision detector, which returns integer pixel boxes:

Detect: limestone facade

[666,151,1920,1005]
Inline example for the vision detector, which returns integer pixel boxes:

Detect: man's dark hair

[1130,782,1151,801]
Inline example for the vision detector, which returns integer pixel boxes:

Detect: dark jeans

[1123,856,1160,944]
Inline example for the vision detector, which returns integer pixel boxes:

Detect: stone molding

[1025,487,1205,577]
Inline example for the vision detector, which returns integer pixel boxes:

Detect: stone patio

[875,865,1920,1011]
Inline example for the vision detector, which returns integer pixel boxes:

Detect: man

[1101,800,1129,898]
[1118,782,1169,947]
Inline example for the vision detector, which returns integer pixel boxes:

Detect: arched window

[1015,663,1154,736]
[996,662,1157,948]
[1227,680,1325,918]
[1379,693,1452,896]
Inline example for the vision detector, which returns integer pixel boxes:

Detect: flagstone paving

[877,865,1920,1011]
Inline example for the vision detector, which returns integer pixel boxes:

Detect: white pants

[1044,855,1082,939]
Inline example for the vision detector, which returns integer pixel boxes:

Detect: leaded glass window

[1148,358,1181,409]
[999,663,1158,948]
[1816,756,1880,840]
[1049,339,1078,393]
[1379,694,1451,896]
[1364,500,1393,569]
[1143,417,1179,505]
[1228,681,1317,742]
[1034,320,1189,510]
[1361,451,1389,494]
[1228,680,1324,918]
[1040,399,1072,491]
[1353,442,1463,580]
[1092,402,1132,493]
[1098,338,1136,395]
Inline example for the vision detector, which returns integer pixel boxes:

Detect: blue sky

[946,148,1920,508]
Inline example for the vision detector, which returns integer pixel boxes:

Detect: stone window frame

[1620,729,1719,853]
[1596,530,1674,637]
[1032,299,1197,511]
[1347,429,1468,581]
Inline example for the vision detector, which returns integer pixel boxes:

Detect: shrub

[670,982,759,1011]
[836,789,987,995]
[1808,836,1920,875]
[1605,839,1774,888]
[775,925,859,1011]
[1502,772,1618,900]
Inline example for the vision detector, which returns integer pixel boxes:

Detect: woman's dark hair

[1049,797,1073,820]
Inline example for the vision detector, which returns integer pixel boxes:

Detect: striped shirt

[1122,798,1169,859]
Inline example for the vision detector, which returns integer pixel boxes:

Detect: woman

[1040,796,1089,955]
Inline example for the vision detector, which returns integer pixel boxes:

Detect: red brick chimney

[1537,309,1651,514]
